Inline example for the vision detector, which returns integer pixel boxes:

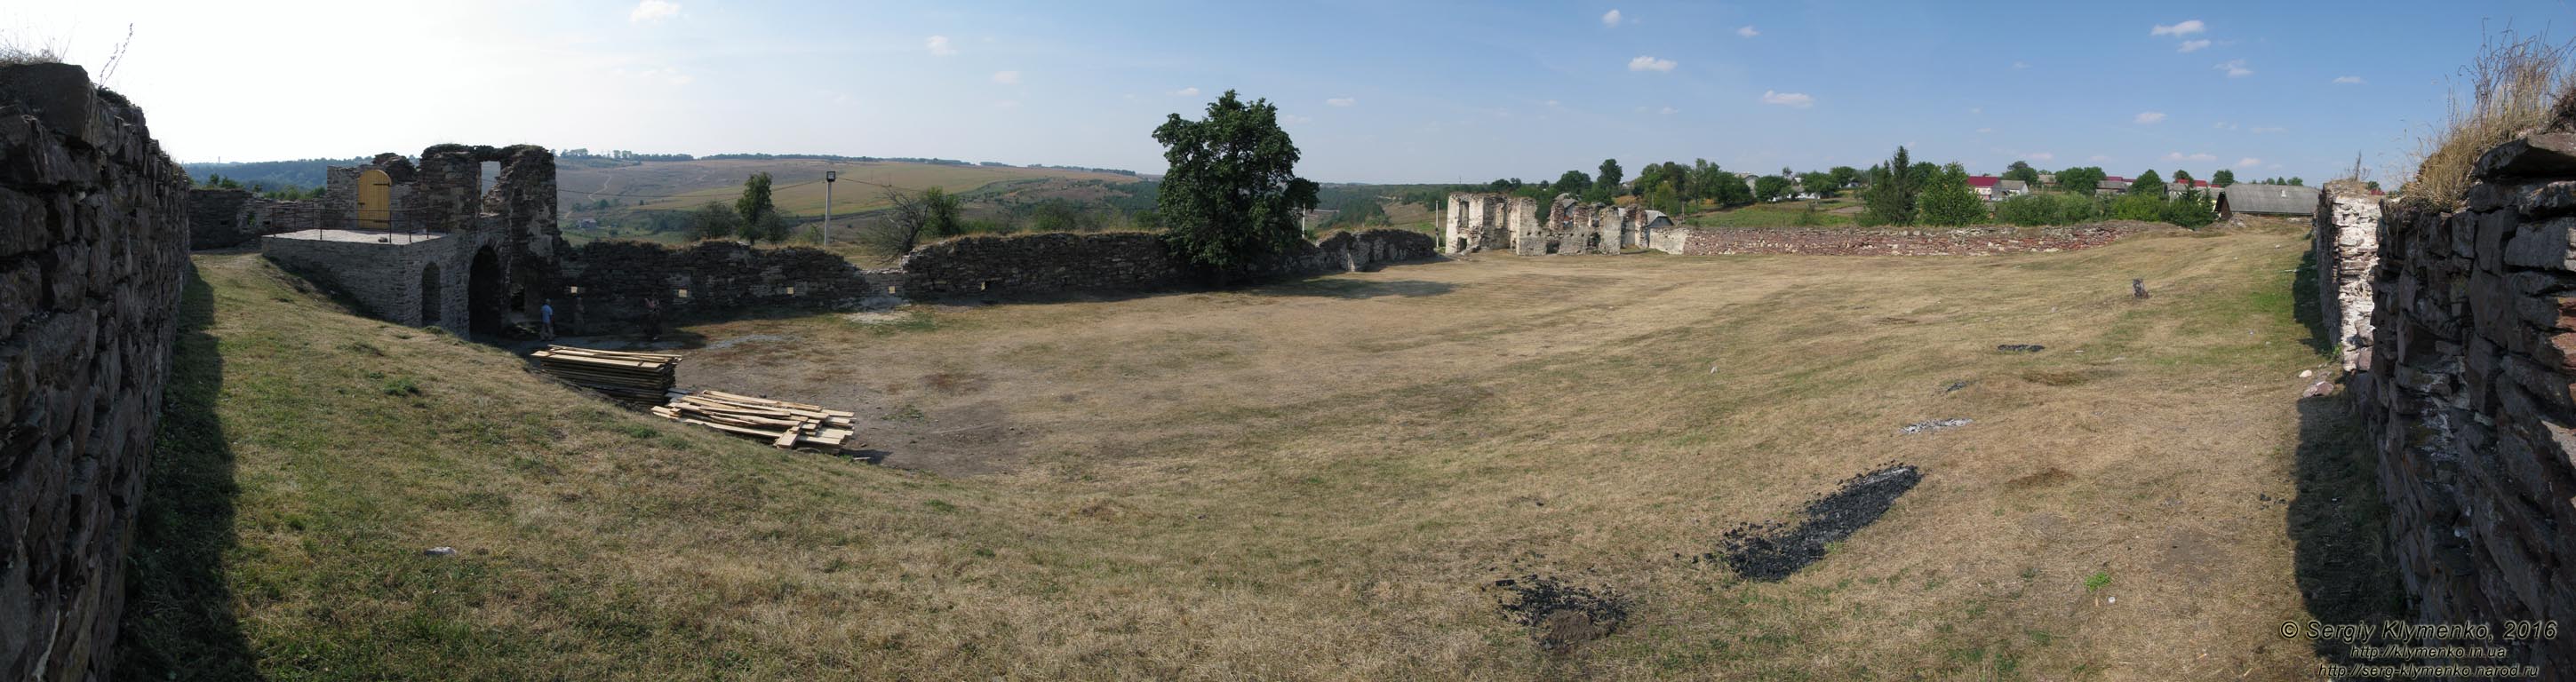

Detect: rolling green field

[558,158,1143,218]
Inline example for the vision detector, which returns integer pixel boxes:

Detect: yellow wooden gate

[356,169,392,230]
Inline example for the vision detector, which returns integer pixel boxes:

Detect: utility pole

[822,170,837,246]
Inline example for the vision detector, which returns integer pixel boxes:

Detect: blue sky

[10,0,2567,184]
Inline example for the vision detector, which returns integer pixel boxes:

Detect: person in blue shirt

[539,299,555,341]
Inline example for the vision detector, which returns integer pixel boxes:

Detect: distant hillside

[179,157,372,191]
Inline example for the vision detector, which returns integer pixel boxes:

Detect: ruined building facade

[256,145,562,336]
[1441,192,1671,256]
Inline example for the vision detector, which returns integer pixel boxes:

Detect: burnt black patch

[1710,464,1924,582]
[1491,575,1630,656]
[1997,344,2046,353]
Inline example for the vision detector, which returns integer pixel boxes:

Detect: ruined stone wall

[562,228,1436,329]
[2314,184,2383,371]
[0,62,192,682]
[1443,193,1520,254]
[2356,131,2576,675]
[559,241,872,334]
[186,188,254,249]
[1663,224,2145,256]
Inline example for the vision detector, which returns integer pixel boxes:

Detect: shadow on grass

[2290,249,2336,357]
[116,268,261,679]
[2287,394,2405,662]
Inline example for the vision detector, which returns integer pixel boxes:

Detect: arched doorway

[356,169,393,231]
[468,248,505,337]
[419,263,442,327]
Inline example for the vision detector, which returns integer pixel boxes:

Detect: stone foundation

[2314,183,2383,371]
[2356,130,2576,675]
[0,63,192,682]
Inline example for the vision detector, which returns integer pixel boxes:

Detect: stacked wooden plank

[531,345,680,407]
[652,389,857,452]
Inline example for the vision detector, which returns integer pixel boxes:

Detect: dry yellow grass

[2404,31,2576,208]
[132,225,2355,679]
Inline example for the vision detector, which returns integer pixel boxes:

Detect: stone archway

[468,247,504,337]
[419,263,442,327]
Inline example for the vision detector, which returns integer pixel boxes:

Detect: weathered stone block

[2503,216,2576,270]
[2476,132,2576,179]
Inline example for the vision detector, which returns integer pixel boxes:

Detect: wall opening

[1544,239,1561,255]
[468,248,505,337]
[419,263,442,326]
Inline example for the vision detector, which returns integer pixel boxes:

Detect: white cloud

[2179,39,2211,52]
[2333,75,2366,84]
[991,70,1020,85]
[1658,106,1678,115]
[1543,99,1561,107]
[1760,90,1814,107]
[2090,155,2114,162]
[629,0,681,22]
[2026,152,2055,162]
[1326,97,1355,107]
[1970,107,1983,115]
[993,99,1020,109]
[1281,114,1312,124]
[2251,126,2285,133]
[1602,9,1622,27]
[2134,111,2166,124]
[1170,87,1200,97]
[2216,59,2253,77]
[1737,26,1759,37]
[2164,152,2218,163]
[2012,61,2030,69]
[1976,127,1994,133]
[2212,121,2237,130]
[1628,55,1677,72]
[2150,20,2205,36]
[926,35,957,56]
[2237,157,2262,169]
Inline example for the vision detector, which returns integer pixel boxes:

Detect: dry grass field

[124,225,2371,679]
[556,158,1139,217]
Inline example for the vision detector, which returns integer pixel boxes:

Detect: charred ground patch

[1711,464,1924,582]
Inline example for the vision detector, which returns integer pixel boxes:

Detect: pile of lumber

[652,389,856,452]
[531,345,679,407]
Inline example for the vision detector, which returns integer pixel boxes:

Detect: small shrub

[2084,570,2112,591]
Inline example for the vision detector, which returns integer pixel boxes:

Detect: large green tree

[1555,170,1592,194]
[1798,170,1840,199]
[2211,169,2237,186]
[1152,90,1320,275]
[735,171,786,244]
[2056,166,2107,194]
[2003,161,2041,185]
[1861,146,1919,225]
[1597,158,1624,195]
[1754,175,1793,202]
[1828,166,1862,191]
[1916,163,1988,226]
[2128,169,2165,196]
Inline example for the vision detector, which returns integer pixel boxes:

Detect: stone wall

[2313,182,2383,371]
[259,231,481,329]
[1442,193,1528,254]
[562,228,1437,330]
[557,241,877,334]
[2355,130,2576,674]
[898,232,1183,296]
[185,188,253,249]
[1538,196,1668,255]
[0,63,192,682]
[1662,224,2147,256]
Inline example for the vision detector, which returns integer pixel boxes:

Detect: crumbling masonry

[2313,181,2381,371]
[2355,129,2576,676]
[1442,192,1670,256]
[0,63,191,682]
[255,145,562,336]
